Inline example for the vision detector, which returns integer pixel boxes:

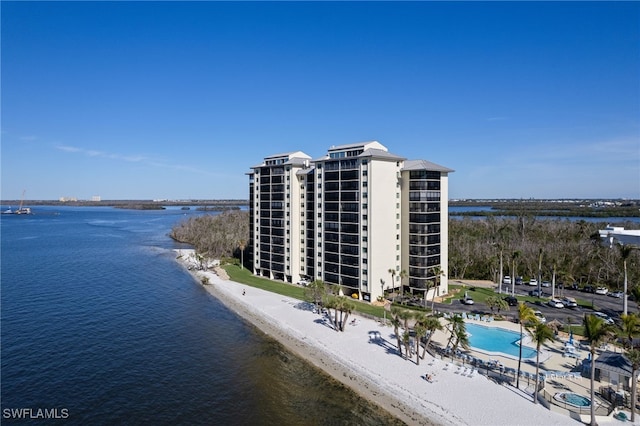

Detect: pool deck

[430,315,636,423]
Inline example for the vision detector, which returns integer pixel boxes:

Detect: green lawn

[222,264,386,319]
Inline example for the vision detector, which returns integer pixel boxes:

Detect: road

[437,284,637,327]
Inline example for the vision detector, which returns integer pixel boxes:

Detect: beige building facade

[249,141,453,303]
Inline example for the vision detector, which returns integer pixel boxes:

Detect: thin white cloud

[54,144,216,176]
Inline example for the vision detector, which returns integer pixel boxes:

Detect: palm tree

[627,349,640,423]
[620,313,640,349]
[390,307,404,358]
[238,239,246,269]
[516,302,538,388]
[421,315,443,358]
[388,268,397,292]
[446,314,466,350]
[619,244,635,316]
[429,266,445,312]
[324,296,338,331]
[529,322,555,404]
[511,250,521,296]
[452,323,470,352]
[339,298,355,332]
[583,314,616,426]
[413,315,427,365]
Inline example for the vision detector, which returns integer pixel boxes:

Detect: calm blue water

[465,322,537,359]
[1,206,401,425]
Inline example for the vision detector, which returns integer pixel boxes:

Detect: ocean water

[1,206,403,425]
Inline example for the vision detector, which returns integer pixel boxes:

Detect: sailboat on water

[3,190,32,215]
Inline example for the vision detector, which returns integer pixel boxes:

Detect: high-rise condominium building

[248,141,453,303]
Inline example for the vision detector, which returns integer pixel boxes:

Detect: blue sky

[2,1,639,201]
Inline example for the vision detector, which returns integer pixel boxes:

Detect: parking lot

[437,283,637,327]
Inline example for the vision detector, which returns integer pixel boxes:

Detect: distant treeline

[451,199,640,218]
[170,210,249,260]
[0,199,250,209]
[449,216,640,289]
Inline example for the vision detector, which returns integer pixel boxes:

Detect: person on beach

[242,289,246,296]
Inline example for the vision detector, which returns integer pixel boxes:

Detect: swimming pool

[465,323,537,359]
[554,392,591,408]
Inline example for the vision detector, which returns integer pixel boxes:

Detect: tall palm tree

[516,302,537,388]
[238,239,246,269]
[429,266,445,312]
[511,250,521,296]
[619,244,635,316]
[388,268,397,292]
[583,314,615,426]
[529,322,555,404]
[626,349,640,423]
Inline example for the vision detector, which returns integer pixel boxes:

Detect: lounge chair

[467,368,477,378]
[614,411,628,422]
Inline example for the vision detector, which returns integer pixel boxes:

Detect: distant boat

[3,190,33,215]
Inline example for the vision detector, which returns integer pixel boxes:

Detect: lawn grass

[222,264,387,319]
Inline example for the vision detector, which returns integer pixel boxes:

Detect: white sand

[175,250,580,425]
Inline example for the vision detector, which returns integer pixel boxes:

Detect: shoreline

[174,249,578,426]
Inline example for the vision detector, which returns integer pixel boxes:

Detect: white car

[593,312,615,324]
[541,281,551,287]
[609,291,625,298]
[463,297,475,305]
[298,278,310,286]
[534,311,547,323]
[561,297,578,308]
[548,298,564,308]
[527,279,538,286]
[595,287,609,295]
[503,275,512,285]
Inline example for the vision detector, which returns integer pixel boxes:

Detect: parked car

[298,278,310,286]
[608,291,625,298]
[462,296,474,305]
[515,276,524,285]
[593,312,614,324]
[503,275,512,285]
[561,297,578,308]
[541,281,551,287]
[527,278,538,286]
[504,296,518,306]
[595,287,609,295]
[534,310,547,323]
[548,298,564,308]
[529,289,546,297]
[582,285,595,293]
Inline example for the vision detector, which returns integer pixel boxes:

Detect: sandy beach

[175,249,583,425]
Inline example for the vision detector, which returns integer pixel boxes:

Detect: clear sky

[2,1,639,201]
